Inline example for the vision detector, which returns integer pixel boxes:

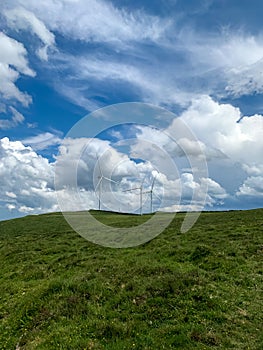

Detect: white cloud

[0,135,218,215]
[178,29,263,98]
[3,2,263,111]
[48,21,263,106]
[53,82,103,112]
[126,96,262,208]
[1,94,262,215]
[4,6,55,61]
[189,33,263,71]
[0,62,31,106]
[22,132,62,150]
[219,35,263,97]
[0,106,25,129]
[0,137,56,214]
[225,59,263,97]
[242,164,263,176]
[132,125,225,162]
[174,174,227,207]
[7,204,16,211]
[18,205,35,213]
[53,53,196,110]
[201,177,228,201]
[5,191,17,198]
[0,118,258,218]
[237,176,263,197]
[163,95,263,205]
[158,174,227,212]
[55,137,139,191]
[10,106,24,123]
[0,31,35,76]
[46,15,263,108]
[0,31,34,122]
[173,95,263,168]
[7,0,170,45]
[2,1,186,109]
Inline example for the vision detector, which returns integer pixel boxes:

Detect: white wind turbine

[95,157,118,211]
[122,176,146,215]
[143,172,161,213]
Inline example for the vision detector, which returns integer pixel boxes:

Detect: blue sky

[0,0,262,220]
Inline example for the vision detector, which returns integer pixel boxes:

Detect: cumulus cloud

[1,93,262,216]
[55,137,141,191]
[173,95,263,168]
[0,134,227,217]
[0,137,56,214]
[242,164,263,176]
[162,96,263,205]
[237,176,263,197]
[0,136,154,215]
[201,177,228,202]
[132,124,226,164]
[128,96,262,208]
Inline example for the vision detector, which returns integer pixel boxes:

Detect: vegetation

[0,209,262,349]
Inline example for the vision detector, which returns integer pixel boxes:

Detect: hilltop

[0,209,262,349]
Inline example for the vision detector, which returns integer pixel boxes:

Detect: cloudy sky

[0,0,262,220]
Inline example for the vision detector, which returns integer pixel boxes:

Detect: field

[0,209,262,349]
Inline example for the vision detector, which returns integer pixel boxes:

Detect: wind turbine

[95,157,118,211]
[143,172,161,213]
[123,176,146,215]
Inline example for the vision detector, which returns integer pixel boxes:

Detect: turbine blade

[141,174,147,187]
[151,176,156,191]
[103,176,119,184]
[151,171,159,190]
[95,177,102,191]
[123,187,141,192]
[153,191,162,201]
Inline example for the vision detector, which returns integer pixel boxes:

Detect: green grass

[0,209,262,349]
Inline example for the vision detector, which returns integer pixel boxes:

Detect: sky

[0,0,263,221]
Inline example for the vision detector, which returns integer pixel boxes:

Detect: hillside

[0,209,262,349]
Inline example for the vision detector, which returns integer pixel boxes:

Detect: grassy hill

[0,209,262,349]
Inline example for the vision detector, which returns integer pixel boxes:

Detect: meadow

[0,209,262,349]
